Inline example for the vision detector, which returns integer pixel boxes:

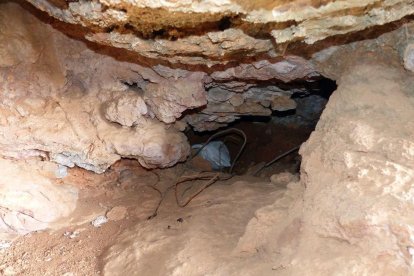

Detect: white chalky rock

[403,43,414,73]
[91,215,108,227]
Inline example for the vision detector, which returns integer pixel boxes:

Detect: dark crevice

[121,81,145,95]
[218,16,232,31]
[114,12,244,40]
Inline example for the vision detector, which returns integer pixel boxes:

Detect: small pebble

[91,215,108,227]
[64,231,80,239]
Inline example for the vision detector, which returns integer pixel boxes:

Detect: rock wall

[290,62,414,274]
[100,59,414,273]
[0,2,322,173]
[0,2,196,233]
[151,21,414,275]
[0,2,192,173]
[0,2,321,235]
[230,25,414,274]
[0,158,78,238]
[186,56,320,131]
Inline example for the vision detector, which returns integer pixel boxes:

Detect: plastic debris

[91,215,108,227]
[192,141,231,170]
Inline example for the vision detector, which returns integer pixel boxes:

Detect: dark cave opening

[186,77,337,176]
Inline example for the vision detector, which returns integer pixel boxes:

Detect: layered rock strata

[25,0,414,66]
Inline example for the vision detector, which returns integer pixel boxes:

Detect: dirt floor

[0,160,161,275]
[0,157,297,275]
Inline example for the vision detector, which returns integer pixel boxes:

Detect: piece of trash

[91,215,108,227]
[63,230,80,239]
[192,141,231,170]
[0,240,12,250]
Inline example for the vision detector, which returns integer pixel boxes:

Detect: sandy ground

[0,159,292,275]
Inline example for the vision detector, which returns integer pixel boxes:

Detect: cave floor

[0,159,294,275]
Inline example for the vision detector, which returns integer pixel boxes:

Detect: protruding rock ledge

[25,0,414,66]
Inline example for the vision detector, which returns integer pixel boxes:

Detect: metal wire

[252,145,300,176]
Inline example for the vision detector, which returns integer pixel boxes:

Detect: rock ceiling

[26,0,414,66]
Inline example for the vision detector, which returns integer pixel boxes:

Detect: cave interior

[0,0,414,275]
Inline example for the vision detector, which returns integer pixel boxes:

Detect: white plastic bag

[192,141,231,170]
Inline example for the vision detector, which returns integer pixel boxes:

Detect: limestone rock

[87,29,274,66]
[270,96,297,112]
[234,182,303,260]
[104,91,148,127]
[143,72,207,123]
[403,43,414,73]
[269,0,414,44]
[0,7,40,67]
[210,57,318,83]
[294,64,414,275]
[0,3,191,173]
[25,0,414,66]
[229,94,244,107]
[0,158,78,236]
[207,88,234,103]
[185,84,307,131]
[182,57,318,131]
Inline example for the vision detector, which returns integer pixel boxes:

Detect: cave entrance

[186,77,337,177]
